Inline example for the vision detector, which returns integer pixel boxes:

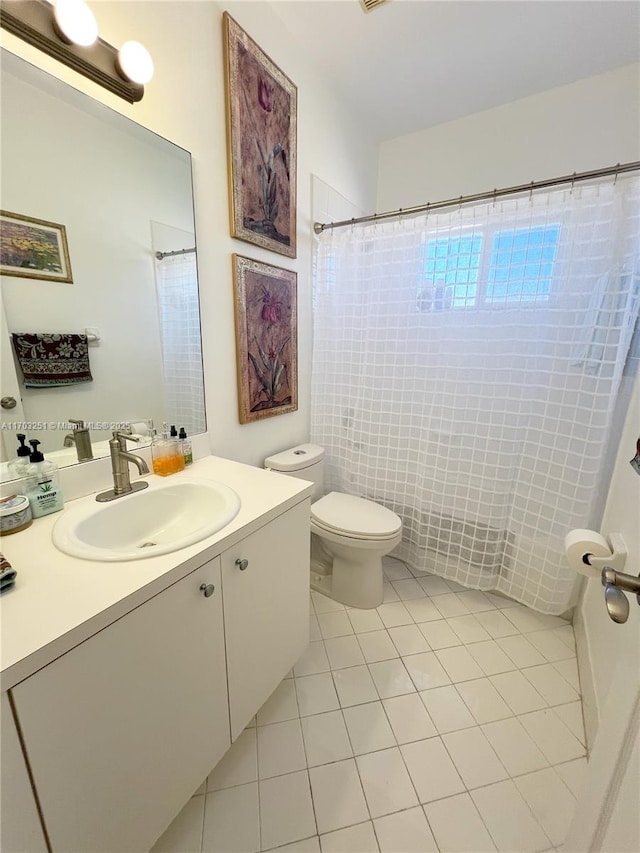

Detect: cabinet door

[222,500,310,739]
[0,692,48,853]
[11,559,229,853]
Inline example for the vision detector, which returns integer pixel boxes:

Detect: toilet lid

[311,492,401,538]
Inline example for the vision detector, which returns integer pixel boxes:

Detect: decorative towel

[0,554,17,593]
[11,333,93,387]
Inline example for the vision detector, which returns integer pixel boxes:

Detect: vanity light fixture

[116,40,153,86]
[0,0,152,103]
[53,0,97,47]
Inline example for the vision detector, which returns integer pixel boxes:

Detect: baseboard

[573,597,599,751]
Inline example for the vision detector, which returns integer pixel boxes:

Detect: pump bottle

[178,427,193,466]
[9,434,32,479]
[25,439,64,517]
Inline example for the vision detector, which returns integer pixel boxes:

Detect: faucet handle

[112,428,140,443]
[69,419,86,430]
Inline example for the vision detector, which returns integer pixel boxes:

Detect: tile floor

[152,560,587,853]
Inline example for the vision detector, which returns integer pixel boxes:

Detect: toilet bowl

[264,444,402,609]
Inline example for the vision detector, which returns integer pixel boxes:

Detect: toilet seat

[311,492,401,541]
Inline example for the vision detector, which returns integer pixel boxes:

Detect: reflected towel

[0,554,17,593]
[11,333,93,387]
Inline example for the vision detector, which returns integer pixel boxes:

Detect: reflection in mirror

[0,50,206,480]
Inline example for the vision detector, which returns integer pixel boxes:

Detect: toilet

[265,444,402,609]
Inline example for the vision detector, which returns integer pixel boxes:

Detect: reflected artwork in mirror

[0,50,206,481]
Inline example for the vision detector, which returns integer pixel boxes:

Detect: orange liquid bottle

[151,428,185,476]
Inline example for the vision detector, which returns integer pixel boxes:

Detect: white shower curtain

[155,252,206,436]
[311,175,640,614]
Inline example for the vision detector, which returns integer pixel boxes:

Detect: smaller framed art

[0,211,73,283]
[232,254,298,424]
[223,12,297,259]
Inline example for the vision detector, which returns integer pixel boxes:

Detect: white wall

[377,64,640,210]
[1,0,378,473]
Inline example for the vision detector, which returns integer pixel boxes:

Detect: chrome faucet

[63,419,94,462]
[96,430,150,502]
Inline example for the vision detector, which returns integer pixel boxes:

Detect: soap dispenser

[178,427,193,466]
[8,433,32,479]
[25,439,64,517]
[151,423,185,476]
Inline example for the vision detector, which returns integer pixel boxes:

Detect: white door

[563,661,640,851]
[0,305,26,462]
[563,369,640,851]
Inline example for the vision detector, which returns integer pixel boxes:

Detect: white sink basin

[52,478,241,561]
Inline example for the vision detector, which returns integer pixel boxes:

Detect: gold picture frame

[232,254,298,423]
[223,12,297,259]
[0,210,73,283]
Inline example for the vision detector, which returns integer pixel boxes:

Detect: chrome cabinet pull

[235,558,249,571]
[200,583,215,597]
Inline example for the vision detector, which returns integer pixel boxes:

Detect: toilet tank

[264,444,325,501]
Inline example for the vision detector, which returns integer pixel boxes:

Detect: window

[419,234,482,310]
[487,225,560,304]
[418,224,560,310]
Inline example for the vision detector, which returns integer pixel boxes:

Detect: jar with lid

[0,494,33,535]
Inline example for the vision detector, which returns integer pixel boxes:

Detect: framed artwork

[223,12,297,259]
[0,211,73,282]
[232,254,298,423]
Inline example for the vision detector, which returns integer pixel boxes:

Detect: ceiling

[268,0,640,142]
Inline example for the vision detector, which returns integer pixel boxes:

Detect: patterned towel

[11,333,93,387]
[0,554,17,593]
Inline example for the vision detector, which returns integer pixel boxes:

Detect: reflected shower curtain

[311,176,640,614]
[155,252,206,436]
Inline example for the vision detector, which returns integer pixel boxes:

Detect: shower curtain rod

[154,247,196,260]
[313,160,640,235]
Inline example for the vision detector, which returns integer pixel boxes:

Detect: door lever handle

[601,567,640,624]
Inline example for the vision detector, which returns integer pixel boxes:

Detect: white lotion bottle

[25,439,64,518]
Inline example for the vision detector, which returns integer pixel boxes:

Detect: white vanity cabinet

[2,464,312,853]
[10,559,229,853]
[222,499,311,739]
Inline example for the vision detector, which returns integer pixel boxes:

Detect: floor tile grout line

[266,592,578,851]
[176,590,581,853]
[434,729,555,851]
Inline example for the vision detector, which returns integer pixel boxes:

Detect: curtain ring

[492,189,497,208]
[614,163,620,186]
[458,195,463,214]
[529,181,534,202]
[570,172,577,194]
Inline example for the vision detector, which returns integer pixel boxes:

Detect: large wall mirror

[0,50,206,480]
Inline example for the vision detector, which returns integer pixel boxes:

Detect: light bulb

[117,41,154,85]
[54,0,98,47]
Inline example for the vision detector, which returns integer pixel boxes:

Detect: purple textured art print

[232,254,298,423]
[224,13,297,258]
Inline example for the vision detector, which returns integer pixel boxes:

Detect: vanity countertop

[0,456,312,690]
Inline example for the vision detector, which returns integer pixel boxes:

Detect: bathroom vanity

[0,456,312,853]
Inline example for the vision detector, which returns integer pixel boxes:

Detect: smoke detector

[359,0,389,12]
